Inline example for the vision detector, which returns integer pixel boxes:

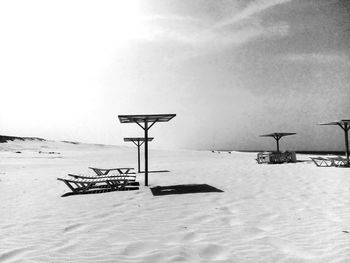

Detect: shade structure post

[137,142,141,173]
[344,123,349,166]
[144,120,149,186]
[276,137,280,153]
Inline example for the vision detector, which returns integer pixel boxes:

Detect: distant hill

[0,135,45,143]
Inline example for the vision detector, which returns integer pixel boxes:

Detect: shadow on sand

[150,184,223,196]
[61,183,140,197]
[139,170,170,174]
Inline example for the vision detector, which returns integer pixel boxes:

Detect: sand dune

[1,140,350,262]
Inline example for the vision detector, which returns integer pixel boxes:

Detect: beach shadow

[61,182,140,197]
[139,170,170,174]
[150,184,224,196]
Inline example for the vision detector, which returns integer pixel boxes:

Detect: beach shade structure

[319,120,350,166]
[260,133,296,153]
[118,114,176,186]
[124,137,154,173]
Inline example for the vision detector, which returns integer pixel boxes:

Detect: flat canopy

[118,114,176,123]
[318,120,350,126]
[124,137,154,142]
[260,133,296,138]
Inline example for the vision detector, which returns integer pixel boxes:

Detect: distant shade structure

[259,133,296,153]
[257,132,297,164]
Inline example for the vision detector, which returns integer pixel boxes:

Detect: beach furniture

[257,133,297,164]
[256,152,271,163]
[326,156,348,167]
[88,167,135,176]
[118,114,176,186]
[310,157,334,167]
[124,137,154,173]
[257,151,296,164]
[318,120,350,167]
[57,177,135,194]
[68,173,136,181]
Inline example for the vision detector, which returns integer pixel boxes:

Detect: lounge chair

[68,173,136,181]
[88,167,135,176]
[256,152,271,164]
[57,177,135,194]
[257,151,296,164]
[310,157,334,167]
[326,156,349,167]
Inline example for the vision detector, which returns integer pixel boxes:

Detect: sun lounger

[88,167,135,176]
[310,157,334,167]
[257,151,296,164]
[326,156,349,167]
[256,152,271,164]
[68,173,136,181]
[57,177,134,194]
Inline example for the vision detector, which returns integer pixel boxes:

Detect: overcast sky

[0,0,349,150]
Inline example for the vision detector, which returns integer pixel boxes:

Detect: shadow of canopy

[150,184,224,196]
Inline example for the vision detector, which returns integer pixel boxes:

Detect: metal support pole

[344,124,349,166]
[276,138,280,153]
[137,142,141,173]
[144,121,149,186]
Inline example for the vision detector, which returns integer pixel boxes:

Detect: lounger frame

[57,177,131,194]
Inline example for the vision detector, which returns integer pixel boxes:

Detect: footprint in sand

[93,211,112,219]
[198,243,229,261]
[219,216,244,227]
[324,212,343,223]
[263,237,318,260]
[181,231,200,242]
[121,241,157,257]
[191,214,212,224]
[0,247,32,262]
[113,203,125,208]
[241,226,267,241]
[63,223,84,233]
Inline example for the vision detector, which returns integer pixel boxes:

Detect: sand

[1,140,350,263]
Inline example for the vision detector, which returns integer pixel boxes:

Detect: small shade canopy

[119,114,176,123]
[124,137,154,142]
[318,120,350,166]
[260,132,296,152]
[124,137,154,173]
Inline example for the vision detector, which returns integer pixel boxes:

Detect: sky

[0,0,349,151]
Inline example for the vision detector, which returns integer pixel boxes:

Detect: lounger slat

[57,176,136,194]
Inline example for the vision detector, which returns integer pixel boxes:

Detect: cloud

[138,0,292,60]
[212,0,293,30]
[282,53,350,65]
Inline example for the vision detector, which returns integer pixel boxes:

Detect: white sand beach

[1,139,350,263]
